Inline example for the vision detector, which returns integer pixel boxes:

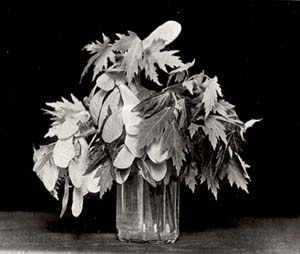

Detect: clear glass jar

[116,171,180,243]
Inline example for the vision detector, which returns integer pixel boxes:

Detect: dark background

[1,0,300,232]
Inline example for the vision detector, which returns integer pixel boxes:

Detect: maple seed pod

[72,188,84,217]
[53,138,76,168]
[125,134,144,158]
[146,138,168,163]
[144,157,167,182]
[85,170,101,193]
[115,168,131,184]
[142,20,182,49]
[113,145,135,169]
[102,111,124,143]
[36,161,59,192]
[68,159,83,188]
[57,119,79,140]
[119,84,141,135]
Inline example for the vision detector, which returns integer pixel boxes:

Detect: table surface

[0,212,299,254]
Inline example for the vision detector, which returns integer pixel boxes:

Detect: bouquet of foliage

[33,21,261,217]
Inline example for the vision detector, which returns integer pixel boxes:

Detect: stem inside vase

[116,171,180,243]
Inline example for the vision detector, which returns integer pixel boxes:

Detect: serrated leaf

[137,107,173,150]
[96,73,115,92]
[183,80,194,95]
[122,35,143,83]
[81,38,115,82]
[143,39,183,85]
[133,91,172,118]
[212,101,228,117]
[200,167,220,200]
[161,121,186,173]
[202,116,227,150]
[94,160,114,199]
[235,152,251,180]
[53,138,75,168]
[188,123,201,139]
[184,163,198,193]
[102,111,124,143]
[113,31,138,52]
[176,99,187,130]
[169,59,195,74]
[142,20,182,49]
[203,77,223,118]
[224,159,249,193]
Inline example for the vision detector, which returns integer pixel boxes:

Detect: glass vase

[116,171,180,243]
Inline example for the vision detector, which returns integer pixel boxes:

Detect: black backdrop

[1,0,300,231]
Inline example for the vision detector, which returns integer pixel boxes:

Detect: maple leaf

[169,59,195,74]
[220,158,249,193]
[200,166,220,200]
[81,34,115,81]
[202,77,223,118]
[161,121,187,173]
[133,91,173,118]
[188,123,201,139]
[176,99,187,130]
[201,115,227,150]
[142,39,183,85]
[113,31,138,52]
[121,35,143,83]
[137,107,173,150]
[94,159,114,199]
[235,152,251,180]
[183,80,194,95]
[184,163,198,193]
